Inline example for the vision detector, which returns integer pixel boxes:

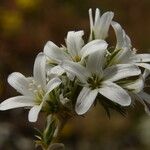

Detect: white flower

[135,69,150,115]
[109,21,150,70]
[107,21,150,113]
[120,75,144,94]
[0,53,61,122]
[89,8,114,40]
[44,31,108,76]
[111,21,132,50]
[61,49,141,115]
[120,69,150,115]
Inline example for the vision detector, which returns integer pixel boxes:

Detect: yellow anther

[73,55,81,62]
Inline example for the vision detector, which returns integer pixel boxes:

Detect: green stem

[43,112,72,150]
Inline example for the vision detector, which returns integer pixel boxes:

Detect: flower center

[34,88,45,105]
[28,80,45,105]
[87,74,102,89]
[73,55,81,62]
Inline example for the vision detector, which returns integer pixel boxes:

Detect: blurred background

[0,0,150,149]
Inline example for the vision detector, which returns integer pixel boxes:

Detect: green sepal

[43,117,57,146]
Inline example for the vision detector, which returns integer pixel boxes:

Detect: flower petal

[104,64,141,82]
[114,48,132,64]
[142,102,150,115]
[130,54,150,63]
[28,105,42,122]
[138,92,150,104]
[86,50,106,75]
[111,21,131,49]
[88,8,94,35]
[61,60,90,83]
[88,8,101,41]
[34,53,46,89]
[94,8,101,27]
[66,31,84,58]
[123,32,132,48]
[80,39,108,59]
[107,47,133,66]
[46,77,61,95]
[122,76,144,93]
[0,96,34,110]
[48,65,65,76]
[111,21,124,49]
[136,63,150,70]
[143,69,150,80]
[75,87,98,115]
[137,92,150,115]
[95,11,114,39]
[44,41,70,63]
[8,72,31,96]
[99,81,131,106]
[66,72,75,81]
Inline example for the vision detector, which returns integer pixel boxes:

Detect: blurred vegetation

[0,0,150,149]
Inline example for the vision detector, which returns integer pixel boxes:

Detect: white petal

[95,11,114,39]
[99,82,131,106]
[66,72,75,81]
[44,41,70,63]
[123,32,132,48]
[136,63,150,70]
[143,103,150,115]
[46,77,61,95]
[111,21,131,49]
[138,92,150,104]
[0,96,34,110]
[90,8,101,40]
[80,39,108,59]
[122,76,144,93]
[144,104,150,115]
[48,65,65,76]
[86,50,106,75]
[89,8,100,41]
[130,54,150,63]
[34,53,47,89]
[28,104,42,122]
[114,48,133,64]
[104,64,141,82]
[137,92,150,115]
[89,8,94,33]
[75,87,98,115]
[8,72,31,95]
[94,8,101,26]
[143,69,150,80]
[46,64,53,74]
[111,21,124,49]
[66,31,84,58]
[61,60,90,83]
[108,48,132,66]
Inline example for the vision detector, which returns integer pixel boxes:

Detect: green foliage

[35,116,57,149]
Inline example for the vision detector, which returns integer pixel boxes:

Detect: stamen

[87,74,102,89]
[34,90,38,94]
[37,85,42,89]
[73,55,81,62]
[32,80,36,84]
[29,83,33,87]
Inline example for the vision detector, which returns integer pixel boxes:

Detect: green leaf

[43,119,57,145]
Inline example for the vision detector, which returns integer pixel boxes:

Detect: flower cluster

[0,8,150,149]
